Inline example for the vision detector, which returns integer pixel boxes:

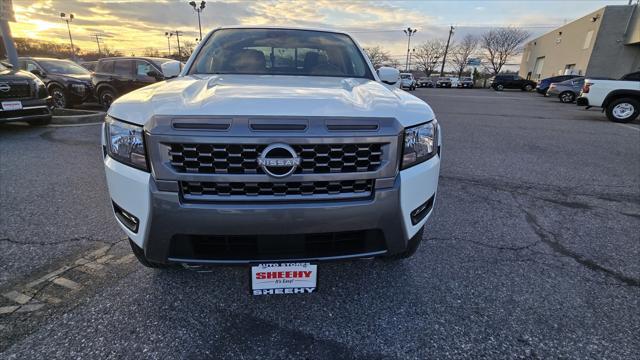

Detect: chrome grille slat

[168,143,384,175]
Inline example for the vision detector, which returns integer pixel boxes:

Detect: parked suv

[18,57,93,108]
[400,73,416,90]
[0,62,52,125]
[92,57,174,108]
[536,75,582,94]
[491,74,536,91]
[103,27,441,268]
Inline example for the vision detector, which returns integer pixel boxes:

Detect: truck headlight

[105,116,148,171]
[401,120,438,169]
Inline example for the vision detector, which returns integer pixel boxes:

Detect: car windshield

[189,28,372,79]
[38,59,90,75]
[462,77,472,81]
[400,74,411,79]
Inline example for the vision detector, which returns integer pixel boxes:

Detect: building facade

[519,5,640,80]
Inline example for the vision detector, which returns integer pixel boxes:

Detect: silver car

[546,77,585,103]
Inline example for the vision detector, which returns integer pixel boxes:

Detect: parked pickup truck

[102,26,442,269]
[577,71,640,123]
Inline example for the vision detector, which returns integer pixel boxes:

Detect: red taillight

[582,83,591,93]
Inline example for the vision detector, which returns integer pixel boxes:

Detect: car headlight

[71,83,86,95]
[105,116,148,171]
[401,120,438,169]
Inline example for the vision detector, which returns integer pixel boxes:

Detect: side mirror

[377,67,400,85]
[146,70,163,80]
[160,61,182,79]
[30,69,44,77]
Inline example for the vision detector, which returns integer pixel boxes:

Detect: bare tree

[451,34,479,78]
[413,39,447,76]
[363,46,391,69]
[143,47,161,57]
[480,27,530,75]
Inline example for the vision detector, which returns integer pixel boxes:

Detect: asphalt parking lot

[1,88,638,359]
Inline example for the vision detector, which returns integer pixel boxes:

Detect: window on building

[583,30,594,50]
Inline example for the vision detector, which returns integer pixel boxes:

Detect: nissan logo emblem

[0,83,10,92]
[258,143,301,178]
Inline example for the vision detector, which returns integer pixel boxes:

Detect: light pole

[403,27,417,72]
[165,31,173,55]
[408,48,416,71]
[440,26,455,77]
[60,13,75,59]
[188,1,206,41]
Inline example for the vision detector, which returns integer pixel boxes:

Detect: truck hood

[108,75,434,127]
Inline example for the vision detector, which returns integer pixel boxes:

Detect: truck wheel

[559,91,575,103]
[129,239,169,269]
[383,227,425,260]
[606,98,639,123]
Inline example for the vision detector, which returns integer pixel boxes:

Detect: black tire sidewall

[50,86,67,108]
[606,98,640,123]
[560,91,575,103]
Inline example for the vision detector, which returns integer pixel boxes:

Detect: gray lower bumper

[144,177,409,264]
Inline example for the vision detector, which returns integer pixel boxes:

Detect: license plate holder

[2,101,23,111]
[251,262,317,296]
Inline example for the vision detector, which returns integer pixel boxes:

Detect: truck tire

[129,239,169,269]
[606,98,639,123]
[383,227,425,261]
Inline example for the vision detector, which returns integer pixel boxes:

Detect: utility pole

[188,1,206,41]
[60,13,75,59]
[440,26,455,76]
[403,27,417,72]
[408,48,415,71]
[175,30,182,59]
[165,31,173,55]
[92,33,103,55]
[0,0,18,67]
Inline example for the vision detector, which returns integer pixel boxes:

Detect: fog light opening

[112,201,139,233]
[410,195,434,225]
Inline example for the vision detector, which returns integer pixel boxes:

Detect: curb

[50,109,106,125]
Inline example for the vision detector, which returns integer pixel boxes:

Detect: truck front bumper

[104,155,440,264]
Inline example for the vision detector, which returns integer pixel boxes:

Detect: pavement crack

[510,194,640,288]
[3,238,127,316]
[0,236,109,246]
[427,236,539,251]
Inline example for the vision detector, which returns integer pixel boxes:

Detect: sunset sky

[8,0,630,60]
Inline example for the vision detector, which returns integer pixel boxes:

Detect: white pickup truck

[577,71,640,123]
[102,26,441,269]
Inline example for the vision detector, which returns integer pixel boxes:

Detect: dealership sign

[251,263,317,295]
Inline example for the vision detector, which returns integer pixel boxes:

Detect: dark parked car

[536,75,582,94]
[80,61,97,72]
[18,57,93,108]
[417,77,434,88]
[0,62,52,125]
[546,77,585,103]
[491,75,536,91]
[436,77,451,88]
[457,77,474,88]
[92,56,173,108]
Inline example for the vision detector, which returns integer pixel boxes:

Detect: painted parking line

[52,277,82,291]
[616,123,640,132]
[3,290,32,305]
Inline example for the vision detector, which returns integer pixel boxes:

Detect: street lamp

[60,13,75,59]
[188,1,206,41]
[403,27,417,72]
[165,31,173,55]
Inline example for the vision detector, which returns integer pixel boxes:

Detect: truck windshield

[188,28,373,79]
